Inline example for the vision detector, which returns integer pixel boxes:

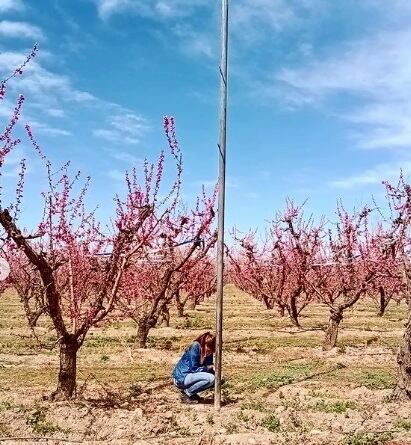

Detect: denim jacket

[172,341,213,387]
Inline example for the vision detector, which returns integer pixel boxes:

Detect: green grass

[343,432,393,445]
[352,370,395,390]
[26,407,67,435]
[262,415,281,432]
[249,362,319,390]
[394,418,411,431]
[311,399,356,414]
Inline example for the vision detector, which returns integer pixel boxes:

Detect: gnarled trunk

[188,299,197,310]
[323,308,343,351]
[277,304,285,317]
[53,337,78,400]
[287,294,301,328]
[136,317,157,348]
[175,292,185,317]
[377,287,389,317]
[262,295,274,310]
[159,305,170,327]
[392,314,411,400]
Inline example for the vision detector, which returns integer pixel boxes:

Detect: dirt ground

[1,285,411,445]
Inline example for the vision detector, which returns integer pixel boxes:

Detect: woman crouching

[172,332,216,404]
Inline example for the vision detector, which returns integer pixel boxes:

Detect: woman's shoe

[180,393,199,404]
[190,393,204,403]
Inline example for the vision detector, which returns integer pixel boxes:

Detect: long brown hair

[194,331,216,365]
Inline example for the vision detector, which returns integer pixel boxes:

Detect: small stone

[378,407,390,416]
[310,429,322,435]
[133,408,144,417]
[164,411,173,419]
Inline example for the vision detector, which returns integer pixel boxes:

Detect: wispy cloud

[194,177,239,190]
[0,0,24,12]
[0,49,149,149]
[231,0,297,39]
[108,150,142,165]
[29,120,72,137]
[0,51,96,104]
[94,0,208,20]
[172,24,214,59]
[329,159,411,189]
[46,108,65,118]
[93,112,149,145]
[0,20,43,40]
[274,28,411,149]
[108,168,126,182]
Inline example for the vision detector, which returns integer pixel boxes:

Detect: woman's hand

[207,364,215,372]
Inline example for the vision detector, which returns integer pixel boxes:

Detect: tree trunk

[377,287,389,317]
[323,308,343,351]
[262,295,273,310]
[287,295,301,328]
[277,304,285,317]
[53,337,78,400]
[158,305,170,327]
[392,314,411,400]
[136,319,150,348]
[188,299,197,310]
[136,316,157,348]
[176,300,185,317]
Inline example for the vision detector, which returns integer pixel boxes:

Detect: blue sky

[1,0,411,232]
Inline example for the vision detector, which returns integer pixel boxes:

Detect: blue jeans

[180,372,215,397]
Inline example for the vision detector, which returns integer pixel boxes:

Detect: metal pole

[215,0,229,411]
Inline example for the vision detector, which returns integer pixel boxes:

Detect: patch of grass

[170,416,190,436]
[343,432,392,445]
[129,382,143,397]
[353,370,395,390]
[241,400,267,412]
[206,413,214,425]
[0,401,13,411]
[174,316,207,329]
[146,336,180,350]
[308,389,337,399]
[312,399,356,414]
[226,336,322,353]
[100,354,110,362]
[225,421,239,434]
[26,407,66,435]
[262,414,280,432]
[394,418,411,431]
[249,362,317,390]
[0,422,11,437]
[85,335,131,348]
[236,410,251,423]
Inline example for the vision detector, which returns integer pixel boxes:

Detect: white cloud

[0,51,96,105]
[232,0,297,35]
[275,29,411,149]
[172,24,214,58]
[329,159,411,189]
[108,169,126,182]
[29,120,72,137]
[96,0,131,19]
[94,112,149,145]
[0,21,43,40]
[0,48,148,166]
[94,0,208,20]
[109,150,142,164]
[47,108,65,118]
[0,0,24,12]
